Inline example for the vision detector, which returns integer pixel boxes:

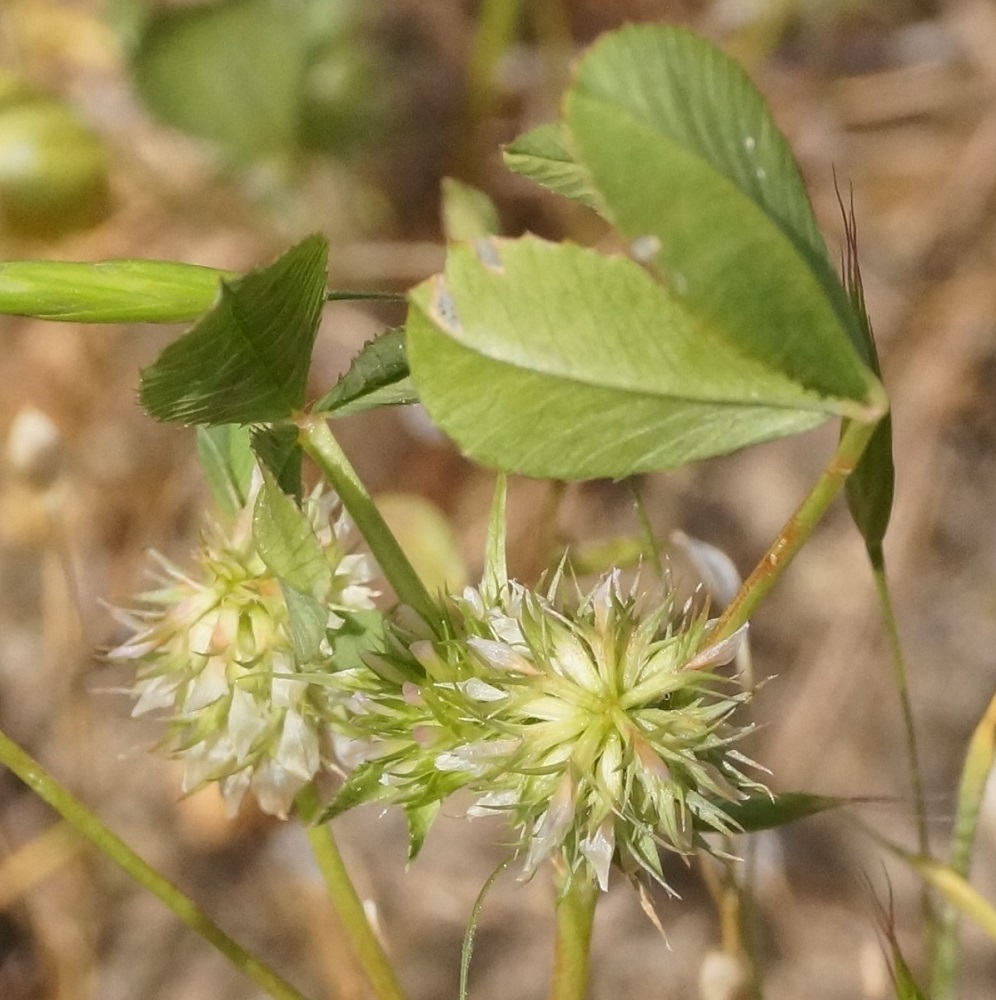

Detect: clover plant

[1,22,994,1000]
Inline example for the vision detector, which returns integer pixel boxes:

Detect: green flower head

[334,565,762,891]
[108,474,378,819]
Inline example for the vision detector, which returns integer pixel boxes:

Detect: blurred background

[1,0,995,998]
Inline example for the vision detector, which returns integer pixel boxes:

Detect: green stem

[548,868,598,1000]
[871,557,934,969]
[465,0,526,131]
[298,417,441,632]
[930,689,996,999]
[325,291,406,303]
[871,558,929,856]
[297,787,408,1000]
[712,417,878,643]
[0,726,310,1000]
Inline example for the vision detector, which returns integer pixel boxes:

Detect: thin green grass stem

[0,726,311,1000]
[871,559,928,858]
[860,821,996,945]
[712,417,877,644]
[549,869,598,1000]
[299,417,441,632]
[297,786,408,1000]
[930,690,996,999]
[465,0,526,133]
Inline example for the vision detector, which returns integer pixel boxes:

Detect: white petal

[461,586,486,618]
[251,759,305,819]
[275,709,320,781]
[489,614,526,647]
[183,657,229,711]
[467,637,535,675]
[522,772,576,876]
[272,673,306,709]
[131,675,180,716]
[187,611,220,656]
[467,789,519,817]
[330,732,378,770]
[219,769,251,817]
[580,818,616,891]
[339,584,377,610]
[684,623,750,671]
[457,678,507,702]
[435,739,517,774]
[670,531,742,607]
[181,734,234,792]
[228,686,268,761]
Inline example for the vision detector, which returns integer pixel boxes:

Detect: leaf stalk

[298,416,441,632]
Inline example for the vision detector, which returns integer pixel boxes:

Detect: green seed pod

[0,91,110,238]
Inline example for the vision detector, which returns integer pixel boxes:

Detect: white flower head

[108,477,379,819]
[333,567,762,890]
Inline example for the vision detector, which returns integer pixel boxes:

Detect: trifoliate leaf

[140,235,328,425]
[406,236,872,480]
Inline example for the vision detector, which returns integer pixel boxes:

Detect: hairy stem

[0,726,310,1000]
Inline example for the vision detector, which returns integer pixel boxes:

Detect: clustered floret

[108,479,377,819]
[110,479,762,889]
[331,569,761,890]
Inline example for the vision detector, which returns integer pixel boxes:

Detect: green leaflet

[407,236,867,480]
[565,27,882,411]
[502,122,602,211]
[314,327,415,417]
[412,26,887,480]
[252,467,332,602]
[196,425,255,519]
[140,235,328,425]
[133,0,306,159]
